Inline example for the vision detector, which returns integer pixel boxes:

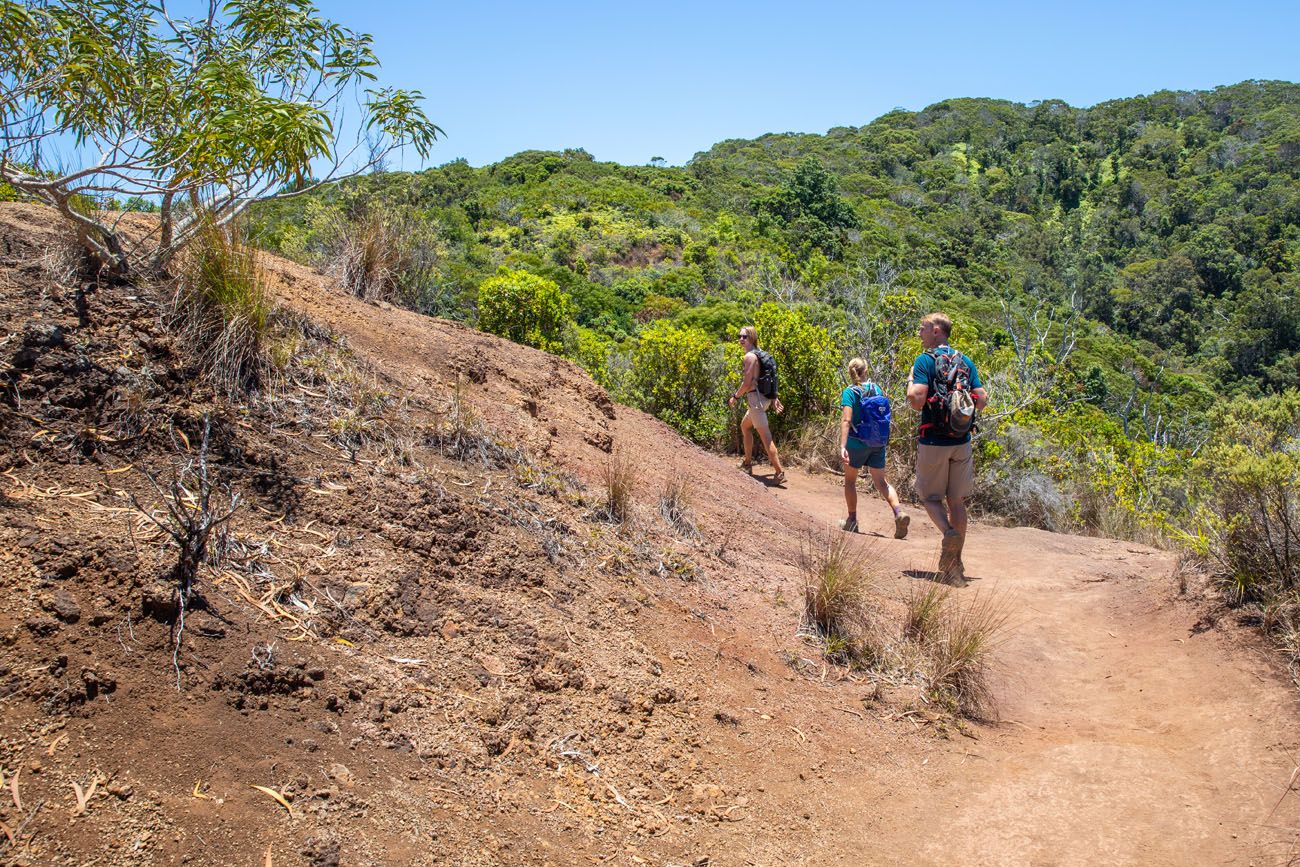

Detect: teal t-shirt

[911,347,982,446]
[840,383,882,450]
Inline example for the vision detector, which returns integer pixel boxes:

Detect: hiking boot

[840,517,859,533]
[738,460,753,474]
[893,511,910,540]
[944,558,966,584]
[771,470,786,485]
[938,529,961,577]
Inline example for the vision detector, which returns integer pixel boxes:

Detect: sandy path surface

[769,469,1300,866]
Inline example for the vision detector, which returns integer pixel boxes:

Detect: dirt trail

[4,203,1298,864]
[770,470,1300,865]
[258,252,1300,865]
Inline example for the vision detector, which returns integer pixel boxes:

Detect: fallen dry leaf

[250,784,294,817]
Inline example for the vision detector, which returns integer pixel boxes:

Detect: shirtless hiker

[728,326,786,485]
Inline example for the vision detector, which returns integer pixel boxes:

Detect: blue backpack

[850,382,891,448]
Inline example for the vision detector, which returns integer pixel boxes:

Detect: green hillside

[252,81,1300,618]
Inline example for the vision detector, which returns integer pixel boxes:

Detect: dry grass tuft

[599,450,638,525]
[428,378,518,468]
[658,471,697,536]
[329,209,403,302]
[903,584,950,643]
[170,224,272,396]
[801,531,874,640]
[916,591,1011,719]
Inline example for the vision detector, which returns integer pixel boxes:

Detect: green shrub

[754,303,839,438]
[1200,393,1300,607]
[477,267,574,353]
[565,325,615,390]
[629,320,731,444]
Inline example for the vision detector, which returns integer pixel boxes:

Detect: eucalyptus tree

[0,0,441,277]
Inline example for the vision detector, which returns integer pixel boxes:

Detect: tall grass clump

[600,450,638,525]
[903,584,949,643]
[171,224,272,396]
[801,531,874,642]
[330,209,403,302]
[913,591,1011,719]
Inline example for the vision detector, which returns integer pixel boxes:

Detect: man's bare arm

[907,382,928,411]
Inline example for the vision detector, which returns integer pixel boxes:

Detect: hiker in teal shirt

[839,358,909,539]
[906,313,988,582]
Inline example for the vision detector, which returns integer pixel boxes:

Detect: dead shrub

[785,413,842,475]
[170,224,272,396]
[599,450,638,525]
[128,415,239,689]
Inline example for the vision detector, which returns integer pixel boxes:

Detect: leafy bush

[1198,393,1299,657]
[564,326,616,391]
[477,267,574,353]
[628,320,732,444]
[754,303,839,437]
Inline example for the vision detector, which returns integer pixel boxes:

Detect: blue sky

[283,2,1295,170]
[315,0,1300,170]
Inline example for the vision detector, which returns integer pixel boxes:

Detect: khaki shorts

[915,442,973,502]
[743,392,771,436]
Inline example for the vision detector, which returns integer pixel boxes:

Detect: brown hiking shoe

[771,470,786,485]
[893,512,910,540]
[738,460,753,474]
[840,517,859,533]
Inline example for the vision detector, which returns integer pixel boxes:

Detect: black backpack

[753,349,778,399]
[920,349,976,438]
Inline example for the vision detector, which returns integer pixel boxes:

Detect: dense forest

[249,81,1298,646]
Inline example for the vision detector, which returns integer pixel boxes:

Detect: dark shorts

[846,444,886,470]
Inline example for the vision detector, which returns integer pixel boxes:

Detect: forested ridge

[251,81,1300,654]
[257,79,1300,400]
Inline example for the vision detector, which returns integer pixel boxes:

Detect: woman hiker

[840,358,909,538]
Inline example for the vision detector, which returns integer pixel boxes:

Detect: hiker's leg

[946,442,973,540]
[946,496,968,538]
[843,465,858,516]
[761,428,783,474]
[923,499,953,534]
[740,415,754,464]
[867,466,901,512]
[914,444,951,533]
